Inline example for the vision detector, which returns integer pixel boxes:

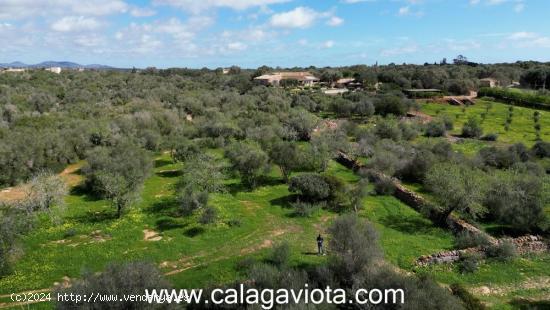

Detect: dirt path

[470,276,550,297]
[0,162,84,203]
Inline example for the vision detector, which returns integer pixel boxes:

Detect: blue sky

[0,0,549,68]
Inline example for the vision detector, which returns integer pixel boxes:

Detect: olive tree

[268,140,302,183]
[425,163,487,222]
[56,262,174,310]
[177,154,225,215]
[25,171,68,212]
[83,143,152,218]
[225,141,270,188]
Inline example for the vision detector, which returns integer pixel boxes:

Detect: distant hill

[0,61,114,69]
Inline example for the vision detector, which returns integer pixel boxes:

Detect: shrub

[269,242,291,267]
[179,188,208,215]
[532,141,550,158]
[399,122,419,141]
[227,219,242,227]
[454,231,490,249]
[480,133,498,141]
[374,118,402,141]
[425,120,447,137]
[289,173,331,201]
[462,117,483,138]
[486,240,517,262]
[199,206,218,224]
[291,201,320,217]
[459,253,481,274]
[441,114,455,130]
[63,228,77,238]
[56,262,173,310]
[374,175,396,195]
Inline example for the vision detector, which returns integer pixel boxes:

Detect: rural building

[46,67,62,74]
[254,72,319,87]
[335,78,355,88]
[479,78,499,88]
[2,68,26,73]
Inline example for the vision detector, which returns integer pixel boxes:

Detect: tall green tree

[83,143,152,218]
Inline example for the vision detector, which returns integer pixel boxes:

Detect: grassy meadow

[1,150,548,309]
[420,99,550,146]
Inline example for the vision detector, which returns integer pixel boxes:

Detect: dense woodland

[1,61,550,309]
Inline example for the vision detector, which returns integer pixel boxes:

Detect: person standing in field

[317,234,324,255]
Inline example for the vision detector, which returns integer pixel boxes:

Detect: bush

[374,175,396,195]
[291,201,320,217]
[480,133,498,141]
[199,206,218,224]
[425,120,447,137]
[462,117,483,138]
[269,242,291,267]
[289,173,331,201]
[532,141,550,158]
[454,231,491,249]
[179,188,208,215]
[227,219,242,227]
[56,262,173,310]
[486,240,517,262]
[374,118,402,141]
[459,253,481,274]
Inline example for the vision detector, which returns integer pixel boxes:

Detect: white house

[46,67,62,74]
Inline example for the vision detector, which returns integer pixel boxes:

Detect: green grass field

[420,99,550,146]
[1,150,548,309]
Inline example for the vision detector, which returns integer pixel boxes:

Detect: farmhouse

[46,67,62,74]
[254,72,319,87]
[2,68,26,73]
[479,78,499,88]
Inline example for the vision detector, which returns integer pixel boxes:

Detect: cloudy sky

[0,0,549,68]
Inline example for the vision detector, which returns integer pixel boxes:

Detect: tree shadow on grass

[155,158,173,168]
[484,225,526,238]
[509,298,550,310]
[269,195,296,209]
[379,213,437,235]
[184,226,205,237]
[156,217,187,232]
[145,197,180,217]
[227,176,284,196]
[69,184,102,202]
[155,170,182,178]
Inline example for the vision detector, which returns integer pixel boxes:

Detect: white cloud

[72,0,128,15]
[323,40,335,48]
[398,6,410,15]
[470,0,526,13]
[514,2,524,12]
[269,7,319,28]
[153,0,290,13]
[51,16,102,32]
[269,7,343,29]
[0,0,129,19]
[327,16,344,26]
[74,34,106,47]
[227,42,247,51]
[130,7,157,17]
[508,31,537,40]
